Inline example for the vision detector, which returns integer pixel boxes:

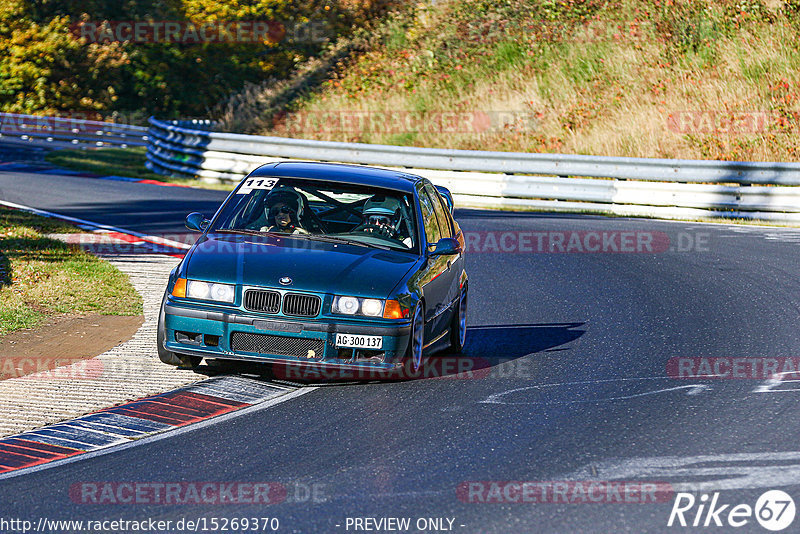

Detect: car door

[424,183,463,330]
[416,183,452,342]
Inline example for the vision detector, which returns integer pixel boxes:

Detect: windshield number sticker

[335,334,383,350]
[237,178,279,194]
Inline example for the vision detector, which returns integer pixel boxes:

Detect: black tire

[448,285,467,353]
[401,303,425,379]
[157,294,201,368]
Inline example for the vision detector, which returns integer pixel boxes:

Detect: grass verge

[45,147,235,191]
[0,207,143,336]
[242,0,800,163]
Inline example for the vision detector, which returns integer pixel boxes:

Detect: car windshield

[210,176,418,252]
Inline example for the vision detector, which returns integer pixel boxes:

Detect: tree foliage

[0,0,387,119]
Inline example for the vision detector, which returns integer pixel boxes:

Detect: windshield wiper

[300,233,391,251]
[214,228,268,236]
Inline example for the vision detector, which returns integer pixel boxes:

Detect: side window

[417,187,442,245]
[425,185,452,238]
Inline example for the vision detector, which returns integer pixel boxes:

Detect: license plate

[335,334,383,349]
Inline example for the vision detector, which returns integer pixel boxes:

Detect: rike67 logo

[668,490,796,531]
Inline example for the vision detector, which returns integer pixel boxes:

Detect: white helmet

[362,195,403,230]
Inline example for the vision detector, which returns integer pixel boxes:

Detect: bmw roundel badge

[279,276,292,285]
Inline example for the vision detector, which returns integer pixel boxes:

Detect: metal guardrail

[0,112,149,148]
[144,116,800,222]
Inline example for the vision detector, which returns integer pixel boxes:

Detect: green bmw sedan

[157,161,467,379]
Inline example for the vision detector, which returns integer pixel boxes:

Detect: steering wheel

[306,208,329,234]
[359,223,398,239]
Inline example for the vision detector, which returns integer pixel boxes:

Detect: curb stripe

[177,390,249,408]
[64,420,148,438]
[78,413,171,433]
[3,438,80,455]
[97,175,140,182]
[0,443,62,460]
[21,433,105,450]
[136,179,191,188]
[27,428,122,447]
[106,231,146,245]
[115,401,222,421]
[105,408,188,427]
[0,377,300,476]
[0,452,53,468]
[0,387,317,481]
[0,439,82,470]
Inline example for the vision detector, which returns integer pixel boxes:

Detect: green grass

[0,207,143,336]
[46,147,163,180]
[384,18,410,52]
[45,147,235,191]
[561,48,606,86]
[493,40,528,71]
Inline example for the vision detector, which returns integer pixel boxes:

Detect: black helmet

[265,187,304,219]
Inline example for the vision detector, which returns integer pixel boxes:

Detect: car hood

[184,234,418,298]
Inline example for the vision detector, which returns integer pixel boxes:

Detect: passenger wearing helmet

[355,195,412,247]
[260,187,309,235]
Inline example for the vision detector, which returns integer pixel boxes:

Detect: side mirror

[428,237,462,257]
[435,185,455,214]
[185,212,210,232]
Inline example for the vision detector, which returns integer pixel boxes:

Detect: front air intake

[243,289,281,313]
[231,332,324,358]
[283,293,321,317]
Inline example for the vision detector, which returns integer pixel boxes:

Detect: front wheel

[402,304,425,378]
[157,295,201,368]
[448,286,467,353]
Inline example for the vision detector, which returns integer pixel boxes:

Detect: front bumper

[162,299,411,372]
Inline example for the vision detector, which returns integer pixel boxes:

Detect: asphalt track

[2,161,800,533]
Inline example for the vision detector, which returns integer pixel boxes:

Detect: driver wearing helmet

[260,187,308,235]
[356,195,412,247]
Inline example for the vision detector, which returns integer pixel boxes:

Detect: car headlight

[361,298,383,317]
[182,279,235,304]
[332,296,408,319]
[187,280,210,299]
[332,296,361,315]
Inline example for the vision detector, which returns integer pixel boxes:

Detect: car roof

[248,161,422,193]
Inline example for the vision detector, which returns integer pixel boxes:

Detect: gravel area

[0,251,204,436]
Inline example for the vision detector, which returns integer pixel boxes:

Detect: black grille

[231,332,324,358]
[283,293,321,317]
[244,289,281,313]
